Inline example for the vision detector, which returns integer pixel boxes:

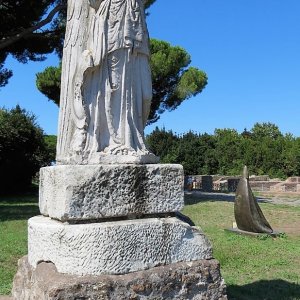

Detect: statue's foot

[104,145,136,156]
[82,145,160,164]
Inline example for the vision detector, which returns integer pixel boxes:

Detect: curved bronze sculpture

[234,166,273,233]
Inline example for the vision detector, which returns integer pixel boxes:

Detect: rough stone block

[12,256,227,300]
[39,164,184,221]
[28,216,212,276]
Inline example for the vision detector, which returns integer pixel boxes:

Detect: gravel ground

[186,191,300,206]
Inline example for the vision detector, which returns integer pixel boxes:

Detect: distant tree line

[146,123,300,178]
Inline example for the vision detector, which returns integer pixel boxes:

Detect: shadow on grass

[227,279,300,300]
[0,191,38,205]
[0,184,38,204]
[0,204,39,221]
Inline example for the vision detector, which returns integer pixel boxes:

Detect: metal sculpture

[234,166,273,233]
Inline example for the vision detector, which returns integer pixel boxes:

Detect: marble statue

[56,0,158,164]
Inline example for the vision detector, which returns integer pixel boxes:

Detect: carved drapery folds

[56,0,158,164]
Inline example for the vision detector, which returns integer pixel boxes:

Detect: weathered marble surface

[39,164,184,221]
[28,216,212,276]
[13,256,227,300]
[57,0,155,165]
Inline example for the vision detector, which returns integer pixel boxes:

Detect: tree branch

[0,4,65,50]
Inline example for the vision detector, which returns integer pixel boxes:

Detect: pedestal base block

[28,216,212,276]
[12,256,227,300]
[39,164,184,221]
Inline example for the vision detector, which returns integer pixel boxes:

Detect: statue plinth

[39,164,184,221]
[57,151,160,165]
[27,216,212,276]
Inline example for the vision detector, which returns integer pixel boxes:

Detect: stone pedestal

[12,164,227,299]
[28,216,212,276]
[39,164,184,221]
[12,256,227,300]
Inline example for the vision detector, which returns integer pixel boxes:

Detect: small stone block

[39,164,184,221]
[12,256,228,300]
[28,216,212,276]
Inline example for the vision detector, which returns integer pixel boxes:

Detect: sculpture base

[88,151,160,164]
[28,216,212,276]
[12,256,227,300]
[225,228,282,237]
[57,151,160,165]
[40,164,184,221]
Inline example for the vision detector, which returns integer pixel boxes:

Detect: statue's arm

[89,0,102,10]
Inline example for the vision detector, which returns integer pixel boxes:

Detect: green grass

[0,194,39,295]
[184,194,300,300]
[0,193,299,299]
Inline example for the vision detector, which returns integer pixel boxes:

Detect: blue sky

[1,0,300,136]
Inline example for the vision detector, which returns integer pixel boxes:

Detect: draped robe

[56,0,155,164]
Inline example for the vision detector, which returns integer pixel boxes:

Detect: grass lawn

[184,194,300,300]
[0,194,39,295]
[0,192,299,299]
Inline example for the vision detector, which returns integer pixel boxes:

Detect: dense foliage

[146,123,300,178]
[36,64,62,104]
[0,106,52,193]
[149,39,207,124]
[0,0,66,87]
[44,134,57,163]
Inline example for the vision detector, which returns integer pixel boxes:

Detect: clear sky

[1,0,300,137]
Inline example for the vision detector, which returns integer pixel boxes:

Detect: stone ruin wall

[185,175,300,193]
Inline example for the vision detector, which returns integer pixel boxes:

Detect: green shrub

[0,105,51,194]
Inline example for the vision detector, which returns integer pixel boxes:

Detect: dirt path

[187,191,300,206]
